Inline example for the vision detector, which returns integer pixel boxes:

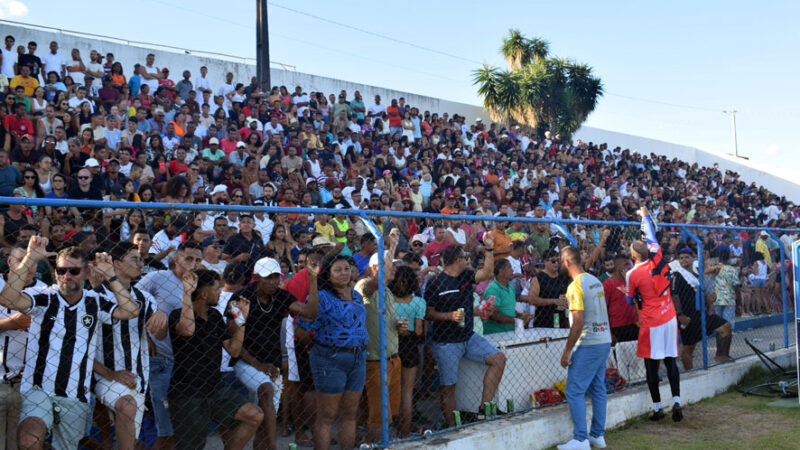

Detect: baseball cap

[254,257,281,277]
[236,141,246,149]
[312,236,335,247]
[20,134,33,141]
[209,137,220,145]
[410,234,427,244]
[170,214,191,233]
[84,158,100,168]
[760,230,768,237]
[306,178,317,185]
[161,67,169,73]
[110,184,124,198]
[210,185,228,195]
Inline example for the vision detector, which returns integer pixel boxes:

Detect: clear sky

[7,0,800,176]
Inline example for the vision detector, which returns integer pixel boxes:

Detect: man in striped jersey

[91,242,168,450]
[0,238,139,450]
[0,244,47,450]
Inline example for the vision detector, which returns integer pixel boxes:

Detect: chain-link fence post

[766,231,789,348]
[681,226,708,369]
[359,213,390,447]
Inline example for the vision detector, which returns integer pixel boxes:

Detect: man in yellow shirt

[558,246,611,450]
[9,65,39,96]
[755,231,773,269]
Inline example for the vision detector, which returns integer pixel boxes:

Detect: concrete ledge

[393,347,796,449]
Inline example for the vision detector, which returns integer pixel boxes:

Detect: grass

[601,366,800,449]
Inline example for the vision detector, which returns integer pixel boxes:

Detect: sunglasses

[55,266,83,275]
[24,176,36,180]
[78,176,90,180]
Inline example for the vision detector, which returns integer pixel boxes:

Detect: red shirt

[3,115,34,140]
[168,160,187,176]
[423,239,452,267]
[386,106,401,127]
[603,277,639,328]
[285,268,309,303]
[625,259,676,328]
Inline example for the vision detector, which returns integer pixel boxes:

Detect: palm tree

[475,30,602,139]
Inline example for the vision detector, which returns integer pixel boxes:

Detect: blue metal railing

[1,196,796,447]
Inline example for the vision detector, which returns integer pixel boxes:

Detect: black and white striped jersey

[94,284,157,394]
[20,285,116,403]
[0,278,47,381]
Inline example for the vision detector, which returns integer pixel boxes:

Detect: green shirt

[482,279,516,335]
[355,278,399,361]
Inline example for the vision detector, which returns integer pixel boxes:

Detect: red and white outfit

[625,214,679,359]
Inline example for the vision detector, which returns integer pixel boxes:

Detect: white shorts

[234,360,283,411]
[637,316,679,360]
[94,377,146,435]
[285,319,299,382]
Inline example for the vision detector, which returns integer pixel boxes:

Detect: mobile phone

[159,162,166,171]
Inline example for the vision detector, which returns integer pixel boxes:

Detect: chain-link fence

[0,198,795,449]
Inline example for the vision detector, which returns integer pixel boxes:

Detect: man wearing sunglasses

[0,237,139,450]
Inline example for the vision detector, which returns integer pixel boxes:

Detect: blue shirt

[0,165,22,197]
[307,289,368,348]
[128,75,141,97]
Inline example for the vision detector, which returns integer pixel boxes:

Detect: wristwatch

[107,276,119,283]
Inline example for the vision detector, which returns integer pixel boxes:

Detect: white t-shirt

[68,96,93,112]
[195,75,212,96]
[217,83,234,108]
[368,103,384,123]
[85,62,103,87]
[41,52,67,77]
[143,64,160,93]
[293,93,310,116]
[0,48,16,78]
[150,230,182,264]
[264,122,284,136]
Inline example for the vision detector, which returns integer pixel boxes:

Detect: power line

[267,1,482,65]
[604,92,722,113]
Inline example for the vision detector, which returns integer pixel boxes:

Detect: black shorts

[611,324,640,343]
[295,345,316,393]
[399,334,423,368]
[680,314,728,346]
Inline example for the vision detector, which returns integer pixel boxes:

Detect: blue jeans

[566,343,611,441]
[309,344,367,394]
[149,357,174,437]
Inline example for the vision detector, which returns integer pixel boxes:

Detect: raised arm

[222,298,249,358]
[0,236,49,311]
[640,207,659,251]
[93,252,138,320]
[474,233,495,283]
[289,261,320,320]
[173,272,197,337]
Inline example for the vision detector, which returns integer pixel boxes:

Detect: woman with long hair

[120,209,145,242]
[137,183,156,203]
[290,254,367,450]
[34,155,56,193]
[17,168,46,215]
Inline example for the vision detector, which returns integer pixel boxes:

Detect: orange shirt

[490,229,513,258]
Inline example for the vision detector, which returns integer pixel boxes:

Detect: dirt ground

[603,368,800,449]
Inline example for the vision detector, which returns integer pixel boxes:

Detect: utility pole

[256,0,270,87]
[722,109,738,158]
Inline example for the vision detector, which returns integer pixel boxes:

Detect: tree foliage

[474,29,603,138]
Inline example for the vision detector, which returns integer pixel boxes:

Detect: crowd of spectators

[0,32,798,449]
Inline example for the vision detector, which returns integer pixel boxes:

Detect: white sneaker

[588,436,607,448]
[557,439,591,450]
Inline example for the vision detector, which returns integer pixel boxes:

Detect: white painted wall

[6,21,798,201]
[394,348,797,450]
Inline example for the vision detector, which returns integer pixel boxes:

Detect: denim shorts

[309,344,367,394]
[751,278,766,288]
[716,305,736,330]
[149,357,174,437]
[432,333,501,386]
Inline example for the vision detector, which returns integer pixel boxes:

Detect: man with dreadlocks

[623,207,683,422]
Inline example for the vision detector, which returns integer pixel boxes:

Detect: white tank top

[308,159,322,178]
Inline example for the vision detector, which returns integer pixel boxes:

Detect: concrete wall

[6,21,799,201]
[394,347,797,450]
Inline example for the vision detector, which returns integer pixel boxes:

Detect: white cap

[209,137,220,145]
[84,158,100,168]
[236,141,246,149]
[368,251,389,267]
[475,117,482,122]
[312,236,335,247]
[254,257,281,277]
[210,185,227,195]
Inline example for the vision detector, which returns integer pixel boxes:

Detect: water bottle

[553,312,560,328]
[457,308,465,327]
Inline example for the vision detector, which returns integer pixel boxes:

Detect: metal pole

[360,214,389,447]
[766,231,789,348]
[791,240,800,405]
[256,0,271,87]
[682,226,708,369]
[723,109,738,158]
